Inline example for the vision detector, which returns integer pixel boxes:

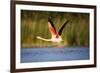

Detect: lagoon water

[21,47,89,63]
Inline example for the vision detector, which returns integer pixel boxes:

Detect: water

[21,47,89,63]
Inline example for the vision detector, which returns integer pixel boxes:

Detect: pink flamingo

[36,18,69,43]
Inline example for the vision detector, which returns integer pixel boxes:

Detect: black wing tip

[48,18,51,21]
[48,16,51,21]
[58,20,69,35]
[48,17,54,24]
[65,20,69,24]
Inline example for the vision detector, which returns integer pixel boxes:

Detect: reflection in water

[21,47,89,63]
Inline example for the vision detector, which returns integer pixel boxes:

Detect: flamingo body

[36,17,69,43]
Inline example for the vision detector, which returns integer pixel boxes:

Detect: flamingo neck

[37,35,62,43]
[36,36,51,41]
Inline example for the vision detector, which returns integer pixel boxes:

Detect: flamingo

[36,18,69,43]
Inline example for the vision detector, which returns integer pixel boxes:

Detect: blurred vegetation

[21,10,89,48]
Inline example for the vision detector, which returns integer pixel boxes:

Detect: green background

[21,10,89,48]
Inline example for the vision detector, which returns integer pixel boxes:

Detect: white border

[15,4,94,69]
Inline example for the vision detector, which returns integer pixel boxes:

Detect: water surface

[21,47,89,63]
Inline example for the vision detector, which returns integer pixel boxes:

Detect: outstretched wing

[48,18,57,36]
[58,20,69,35]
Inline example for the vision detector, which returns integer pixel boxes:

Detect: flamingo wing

[58,20,69,35]
[48,18,57,36]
